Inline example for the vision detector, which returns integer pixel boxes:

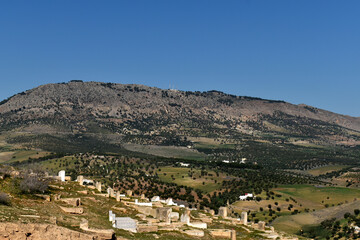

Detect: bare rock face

[0,222,108,240]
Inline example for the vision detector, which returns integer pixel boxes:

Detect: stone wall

[137,225,158,233]
[0,222,111,240]
[59,206,84,214]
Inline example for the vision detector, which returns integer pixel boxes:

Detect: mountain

[0,81,360,162]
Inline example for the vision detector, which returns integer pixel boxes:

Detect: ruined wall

[0,222,105,240]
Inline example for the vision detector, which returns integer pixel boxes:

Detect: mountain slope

[0,81,359,149]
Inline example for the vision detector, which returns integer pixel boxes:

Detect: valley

[0,81,360,239]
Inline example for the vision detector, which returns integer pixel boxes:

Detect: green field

[275,184,360,207]
[0,150,51,163]
[270,185,360,234]
[306,165,349,176]
[123,143,206,161]
[273,200,360,234]
[158,166,223,192]
[194,142,236,150]
[233,184,360,235]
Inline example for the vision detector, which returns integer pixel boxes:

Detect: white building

[239,193,254,200]
[179,162,190,167]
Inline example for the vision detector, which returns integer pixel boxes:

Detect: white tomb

[58,170,65,182]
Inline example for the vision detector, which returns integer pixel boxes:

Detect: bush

[0,167,11,179]
[20,176,48,194]
[354,209,360,215]
[0,192,10,205]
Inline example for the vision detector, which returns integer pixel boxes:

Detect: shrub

[0,192,10,205]
[0,167,11,179]
[354,209,360,215]
[20,176,48,194]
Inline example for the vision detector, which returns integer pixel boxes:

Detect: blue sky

[1,0,359,116]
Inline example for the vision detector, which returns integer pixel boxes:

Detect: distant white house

[179,162,190,167]
[239,193,254,200]
[222,160,230,163]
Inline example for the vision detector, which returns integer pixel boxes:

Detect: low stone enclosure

[59,206,84,214]
[60,197,81,206]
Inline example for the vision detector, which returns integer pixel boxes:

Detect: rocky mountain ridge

[0,81,359,148]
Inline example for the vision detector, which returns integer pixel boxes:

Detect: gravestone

[219,207,228,218]
[170,212,179,221]
[126,190,133,197]
[58,170,65,182]
[77,175,84,185]
[107,188,115,198]
[258,221,265,230]
[241,211,248,225]
[95,182,102,192]
[156,207,172,224]
[180,212,190,224]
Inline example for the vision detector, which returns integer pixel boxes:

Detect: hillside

[0,80,360,169]
[1,82,360,239]
[1,81,360,135]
